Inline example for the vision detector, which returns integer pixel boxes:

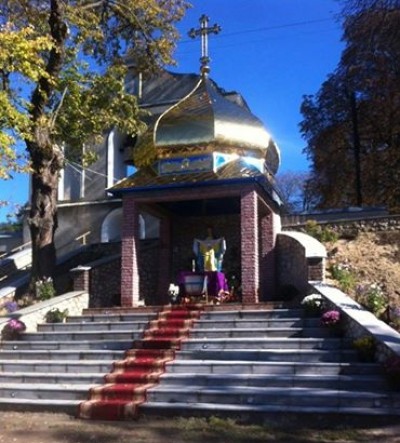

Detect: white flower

[301,294,323,307]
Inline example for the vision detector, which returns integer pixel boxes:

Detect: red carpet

[78,305,203,420]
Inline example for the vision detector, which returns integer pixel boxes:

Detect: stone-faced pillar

[121,195,140,307]
[240,189,259,303]
[157,216,171,305]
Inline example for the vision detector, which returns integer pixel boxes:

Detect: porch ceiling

[159,197,240,217]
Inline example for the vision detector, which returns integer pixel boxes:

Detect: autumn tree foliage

[0,0,189,290]
[300,0,400,211]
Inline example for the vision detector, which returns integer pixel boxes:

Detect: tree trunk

[27,142,64,287]
[25,0,67,291]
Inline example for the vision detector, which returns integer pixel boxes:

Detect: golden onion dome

[152,75,279,167]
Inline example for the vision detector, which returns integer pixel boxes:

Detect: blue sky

[0,0,344,222]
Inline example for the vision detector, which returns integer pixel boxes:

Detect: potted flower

[301,294,324,317]
[44,308,69,323]
[321,310,342,336]
[383,355,400,391]
[1,318,26,340]
[352,335,376,362]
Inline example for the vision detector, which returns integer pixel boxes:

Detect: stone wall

[285,215,400,236]
[0,291,89,332]
[312,282,400,366]
[71,239,159,307]
[54,241,122,295]
[276,231,326,299]
[276,234,308,298]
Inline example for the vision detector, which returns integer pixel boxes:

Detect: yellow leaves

[0,24,53,82]
[0,132,29,179]
[0,91,31,138]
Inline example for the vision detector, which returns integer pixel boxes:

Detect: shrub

[44,308,69,323]
[304,220,338,243]
[352,336,376,362]
[329,264,357,293]
[35,277,56,301]
[355,283,387,317]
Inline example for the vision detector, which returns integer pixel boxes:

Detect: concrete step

[0,397,79,414]
[175,349,357,363]
[21,330,144,341]
[193,318,321,329]
[40,317,321,332]
[37,320,150,332]
[1,347,355,363]
[188,327,332,339]
[73,309,305,323]
[146,385,397,410]
[180,337,348,351]
[0,382,93,401]
[157,372,388,391]
[0,359,114,373]
[0,371,105,385]
[0,339,135,351]
[0,349,126,361]
[164,360,382,376]
[200,309,305,320]
[66,312,158,323]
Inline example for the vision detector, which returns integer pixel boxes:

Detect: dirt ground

[0,412,400,443]
[326,231,400,306]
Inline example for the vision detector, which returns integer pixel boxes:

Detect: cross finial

[188,14,221,76]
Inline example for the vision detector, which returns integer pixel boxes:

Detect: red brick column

[121,195,140,307]
[70,266,91,292]
[260,209,278,300]
[157,216,171,305]
[241,189,259,303]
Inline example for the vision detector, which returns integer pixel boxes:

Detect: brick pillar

[157,216,171,305]
[121,195,140,307]
[70,266,91,292]
[241,189,259,303]
[260,209,278,300]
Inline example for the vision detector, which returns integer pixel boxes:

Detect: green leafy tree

[300,1,400,211]
[0,0,189,290]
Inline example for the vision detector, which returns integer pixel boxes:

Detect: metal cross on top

[188,14,221,75]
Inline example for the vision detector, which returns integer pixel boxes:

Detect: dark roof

[130,69,250,114]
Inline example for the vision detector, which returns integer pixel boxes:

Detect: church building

[50,16,324,308]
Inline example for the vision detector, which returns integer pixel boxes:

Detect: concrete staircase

[0,305,398,417]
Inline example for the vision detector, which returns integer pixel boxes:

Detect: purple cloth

[177,271,228,297]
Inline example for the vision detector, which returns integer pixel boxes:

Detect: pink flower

[321,310,340,326]
[7,319,26,332]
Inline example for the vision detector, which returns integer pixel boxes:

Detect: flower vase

[304,306,321,318]
[329,324,343,338]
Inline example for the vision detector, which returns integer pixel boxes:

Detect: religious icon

[193,226,226,272]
